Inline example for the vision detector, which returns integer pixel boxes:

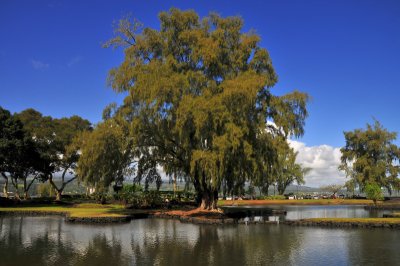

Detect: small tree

[275,140,310,195]
[339,120,400,195]
[320,184,343,197]
[364,182,383,205]
[76,119,132,195]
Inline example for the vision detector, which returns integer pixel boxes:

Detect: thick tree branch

[26,176,37,192]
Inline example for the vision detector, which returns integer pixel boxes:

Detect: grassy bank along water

[218,199,376,206]
[284,217,400,229]
[3,201,400,227]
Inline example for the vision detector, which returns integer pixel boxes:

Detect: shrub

[122,183,143,194]
[119,185,163,208]
[118,184,143,205]
[183,191,195,201]
[91,191,112,204]
[364,183,383,205]
[263,195,286,200]
[141,191,163,208]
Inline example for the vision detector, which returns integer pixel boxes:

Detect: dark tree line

[0,107,91,200]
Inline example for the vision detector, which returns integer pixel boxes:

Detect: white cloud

[289,140,346,187]
[67,56,82,67]
[31,59,49,70]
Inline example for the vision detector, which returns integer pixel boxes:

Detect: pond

[0,212,399,265]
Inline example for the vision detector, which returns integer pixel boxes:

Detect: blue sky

[1,0,400,149]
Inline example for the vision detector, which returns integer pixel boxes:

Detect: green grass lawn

[0,203,130,218]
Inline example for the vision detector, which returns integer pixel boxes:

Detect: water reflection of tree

[0,217,25,265]
[0,217,131,266]
[130,224,232,265]
[0,216,307,265]
[218,225,301,265]
[74,234,128,266]
[347,229,400,265]
[129,222,303,265]
[0,217,76,266]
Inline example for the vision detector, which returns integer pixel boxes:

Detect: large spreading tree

[105,9,308,210]
[339,120,400,194]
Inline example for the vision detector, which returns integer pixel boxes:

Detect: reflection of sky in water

[224,205,391,221]
[283,205,390,220]
[1,215,400,265]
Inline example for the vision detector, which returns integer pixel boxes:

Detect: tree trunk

[23,178,28,199]
[51,168,77,201]
[56,190,62,201]
[49,175,63,201]
[222,180,227,199]
[277,183,285,195]
[173,174,177,197]
[23,177,34,200]
[264,184,270,196]
[3,182,8,198]
[24,191,30,200]
[11,178,20,200]
[199,189,218,210]
[2,173,8,198]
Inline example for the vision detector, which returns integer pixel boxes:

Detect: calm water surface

[0,206,399,266]
[222,205,391,221]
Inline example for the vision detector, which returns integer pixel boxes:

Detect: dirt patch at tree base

[152,208,231,224]
[151,208,278,225]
